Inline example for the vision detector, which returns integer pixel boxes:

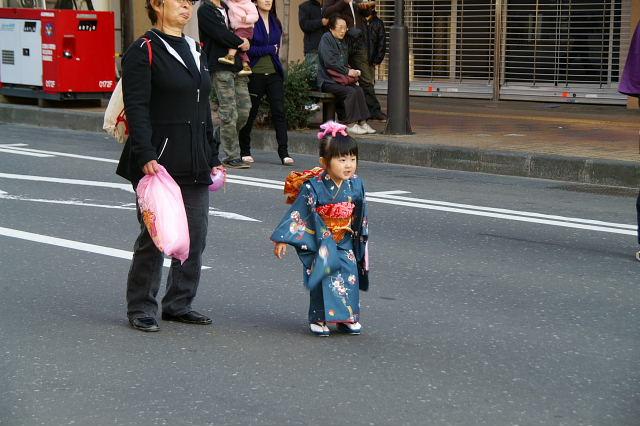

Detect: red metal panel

[0,7,116,97]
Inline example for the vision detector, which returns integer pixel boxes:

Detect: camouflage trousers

[211,71,250,160]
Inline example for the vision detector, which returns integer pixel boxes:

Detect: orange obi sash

[316,202,355,243]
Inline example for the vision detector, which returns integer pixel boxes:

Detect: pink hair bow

[317,121,348,140]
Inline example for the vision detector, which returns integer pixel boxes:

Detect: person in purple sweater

[238,0,294,166]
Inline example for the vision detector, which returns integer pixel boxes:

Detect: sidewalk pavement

[1,95,639,188]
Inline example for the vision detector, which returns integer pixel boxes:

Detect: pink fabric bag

[136,165,190,264]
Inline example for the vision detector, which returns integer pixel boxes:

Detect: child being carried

[219,0,259,76]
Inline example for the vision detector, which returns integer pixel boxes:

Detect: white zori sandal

[309,322,330,336]
[241,156,254,163]
[635,250,640,262]
[336,322,362,335]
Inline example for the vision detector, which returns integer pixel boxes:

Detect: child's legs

[308,285,325,323]
[235,27,254,64]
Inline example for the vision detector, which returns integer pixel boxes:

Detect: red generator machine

[0,7,115,101]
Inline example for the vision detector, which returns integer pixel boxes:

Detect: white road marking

[0,148,54,157]
[0,172,134,192]
[366,193,636,231]
[0,146,633,236]
[0,189,261,222]
[0,226,210,269]
[0,144,118,163]
[366,195,636,236]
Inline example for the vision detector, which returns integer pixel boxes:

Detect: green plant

[282,60,314,129]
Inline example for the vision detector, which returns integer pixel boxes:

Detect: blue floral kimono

[271,168,369,324]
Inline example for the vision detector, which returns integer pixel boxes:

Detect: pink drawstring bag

[136,165,190,264]
[208,167,227,192]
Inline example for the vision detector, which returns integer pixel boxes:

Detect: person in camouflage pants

[212,72,251,163]
[199,0,252,169]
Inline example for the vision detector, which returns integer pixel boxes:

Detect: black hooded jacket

[198,0,244,73]
[366,12,386,65]
[116,30,220,186]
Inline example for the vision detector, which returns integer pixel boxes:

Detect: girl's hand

[274,242,287,259]
[212,165,226,174]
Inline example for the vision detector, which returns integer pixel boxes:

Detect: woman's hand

[142,160,160,175]
[348,69,361,78]
[212,165,226,174]
[274,242,287,259]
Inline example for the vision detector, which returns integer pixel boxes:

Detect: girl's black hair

[319,134,358,163]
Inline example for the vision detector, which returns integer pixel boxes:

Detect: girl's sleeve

[353,179,370,290]
[270,183,341,290]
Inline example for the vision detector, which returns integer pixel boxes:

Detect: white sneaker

[635,250,640,262]
[347,123,367,135]
[359,122,376,134]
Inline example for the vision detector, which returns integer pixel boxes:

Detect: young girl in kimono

[271,121,369,337]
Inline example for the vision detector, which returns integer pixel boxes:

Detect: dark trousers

[321,81,370,124]
[239,72,290,160]
[309,285,325,323]
[349,40,382,116]
[636,191,640,244]
[126,184,210,319]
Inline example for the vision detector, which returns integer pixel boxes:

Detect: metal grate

[503,0,622,87]
[377,0,496,83]
[375,0,629,103]
[2,50,15,65]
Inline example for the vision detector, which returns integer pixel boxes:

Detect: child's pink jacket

[225,0,259,29]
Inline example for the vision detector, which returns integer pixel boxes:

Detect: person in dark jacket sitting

[322,0,386,121]
[117,0,222,332]
[317,15,375,135]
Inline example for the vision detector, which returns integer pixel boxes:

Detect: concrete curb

[2,103,639,188]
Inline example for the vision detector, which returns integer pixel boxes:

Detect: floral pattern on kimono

[271,169,369,323]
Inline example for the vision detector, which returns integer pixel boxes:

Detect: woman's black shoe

[129,316,160,332]
[161,310,212,325]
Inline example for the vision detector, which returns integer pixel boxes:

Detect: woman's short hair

[145,0,160,25]
[319,134,358,162]
[328,14,345,30]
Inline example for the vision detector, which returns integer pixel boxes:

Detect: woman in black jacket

[116,0,222,332]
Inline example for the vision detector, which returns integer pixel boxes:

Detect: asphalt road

[0,124,638,426]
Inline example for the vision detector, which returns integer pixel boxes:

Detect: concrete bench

[309,90,336,122]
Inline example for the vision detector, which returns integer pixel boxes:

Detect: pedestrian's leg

[351,46,382,116]
[321,82,350,123]
[266,74,290,160]
[162,185,210,315]
[212,71,241,160]
[636,190,640,245]
[308,284,325,323]
[239,74,267,157]
[126,198,164,320]
[235,75,251,136]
